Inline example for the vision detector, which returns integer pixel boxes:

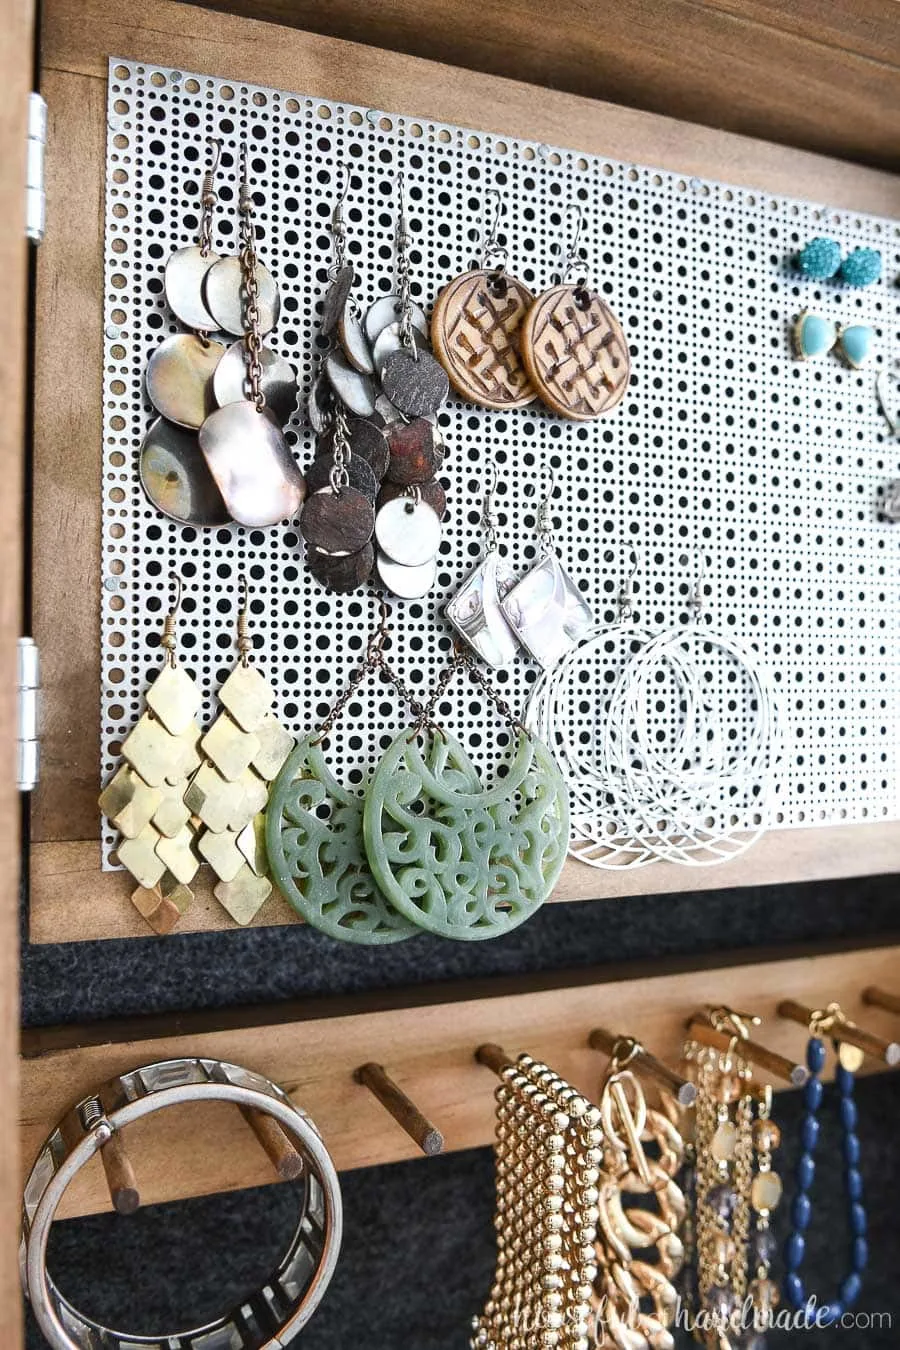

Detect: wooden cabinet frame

[6,2,898,1345]
[29,0,900,944]
[2,5,35,1345]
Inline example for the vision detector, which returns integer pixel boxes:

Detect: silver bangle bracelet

[21,1057,343,1350]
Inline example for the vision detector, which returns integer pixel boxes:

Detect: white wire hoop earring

[525,546,697,869]
[602,552,781,866]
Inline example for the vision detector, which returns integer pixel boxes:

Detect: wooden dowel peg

[475,1043,516,1076]
[777,1000,900,1067]
[99,1129,140,1216]
[686,1017,808,1087]
[588,1027,697,1106]
[353,1062,444,1156]
[863,986,900,1017]
[239,1106,305,1181]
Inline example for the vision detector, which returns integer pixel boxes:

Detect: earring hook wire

[480,189,508,271]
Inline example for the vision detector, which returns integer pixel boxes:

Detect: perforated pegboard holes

[100,59,900,868]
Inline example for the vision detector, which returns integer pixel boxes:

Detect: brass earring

[187,576,295,926]
[99,575,202,934]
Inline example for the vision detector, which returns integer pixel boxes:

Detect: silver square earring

[500,469,594,669]
[444,467,521,668]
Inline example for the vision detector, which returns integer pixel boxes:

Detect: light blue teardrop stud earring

[836,322,875,370]
[839,248,882,288]
[796,237,841,281]
[793,310,837,361]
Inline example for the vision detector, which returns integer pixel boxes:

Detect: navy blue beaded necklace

[783,1027,867,1326]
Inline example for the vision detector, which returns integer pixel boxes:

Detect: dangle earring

[370,175,449,599]
[520,203,630,420]
[202,146,280,338]
[99,575,202,934]
[265,598,419,944]
[524,546,678,869]
[198,145,306,528]
[141,137,231,526]
[783,1004,868,1326]
[444,467,521,668]
[362,643,569,940]
[147,136,227,428]
[601,551,779,867]
[367,173,450,421]
[500,468,595,669]
[302,165,387,592]
[431,188,537,410]
[187,577,294,926]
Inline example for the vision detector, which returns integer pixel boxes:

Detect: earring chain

[314,603,432,744]
[239,147,264,412]
[396,175,418,360]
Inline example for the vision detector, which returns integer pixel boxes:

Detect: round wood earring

[431,268,537,410]
[520,281,630,420]
[520,204,630,420]
[431,189,537,411]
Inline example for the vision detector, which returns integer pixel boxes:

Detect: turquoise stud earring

[839,248,881,288]
[836,323,875,370]
[796,237,841,281]
[793,310,837,362]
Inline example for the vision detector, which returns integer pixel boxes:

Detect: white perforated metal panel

[100,57,900,869]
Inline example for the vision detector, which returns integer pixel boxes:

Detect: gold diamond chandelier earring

[99,574,202,934]
[187,575,295,927]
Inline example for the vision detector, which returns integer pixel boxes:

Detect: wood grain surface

[2,2,34,1344]
[189,0,900,171]
[19,941,900,1218]
[27,818,900,942]
[30,0,900,943]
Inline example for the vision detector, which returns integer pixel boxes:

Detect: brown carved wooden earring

[431,188,537,411]
[520,203,631,421]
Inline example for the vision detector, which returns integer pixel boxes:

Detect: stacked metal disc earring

[519,203,631,421]
[431,188,537,411]
[99,576,202,934]
[301,166,388,592]
[370,173,449,599]
[140,137,230,525]
[198,145,306,527]
[444,467,522,668]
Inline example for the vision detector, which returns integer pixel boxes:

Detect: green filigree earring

[266,602,422,944]
[362,645,570,941]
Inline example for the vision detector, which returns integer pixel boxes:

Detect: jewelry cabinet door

[3,1,39,1347]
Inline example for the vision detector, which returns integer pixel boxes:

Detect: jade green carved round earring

[362,645,570,941]
[265,602,421,945]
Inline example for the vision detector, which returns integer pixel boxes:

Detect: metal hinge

[26,92,47,243]
[17,638,40,792]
